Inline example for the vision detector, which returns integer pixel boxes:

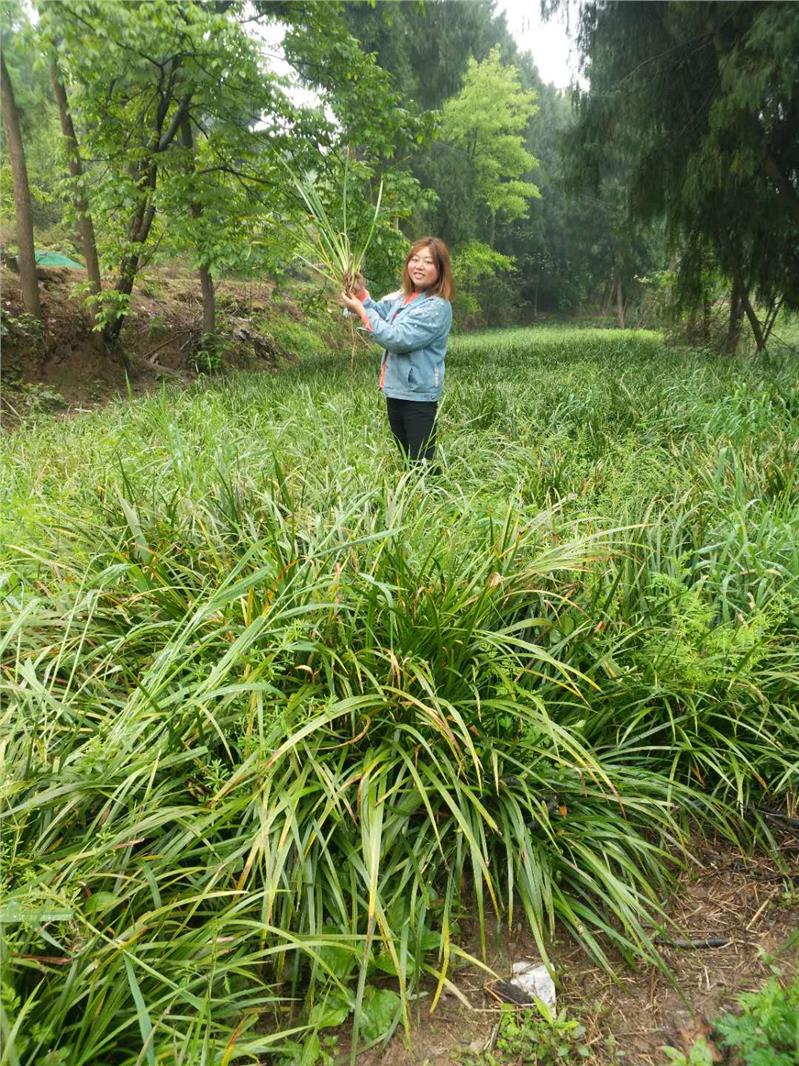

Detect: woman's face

[407,246,439,291]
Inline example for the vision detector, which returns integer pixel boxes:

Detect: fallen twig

[652,935,730,949]
[748,806,799,830]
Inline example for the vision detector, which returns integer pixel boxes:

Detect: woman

[340,237,453,465]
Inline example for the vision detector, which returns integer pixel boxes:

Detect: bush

[451,241,515,328]
[716,975,799,1065]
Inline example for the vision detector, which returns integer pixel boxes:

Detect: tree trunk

[741,292,766,353]
[180,117,215,334]
[50,59,102,296]
[761,296,783,348]
[199,266,215,334]
[102,185,156,344]
[725,276,744,354]
[1,55,41,319]
[101,85,191,345]
[614,269,625,329]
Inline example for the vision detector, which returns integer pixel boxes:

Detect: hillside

[1,265,351,420]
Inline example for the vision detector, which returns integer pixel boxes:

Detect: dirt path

[356,835,799,1065]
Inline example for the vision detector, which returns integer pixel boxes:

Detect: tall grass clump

[287,152,383,368]
[289,161,383,295]
[1,327,797,1063]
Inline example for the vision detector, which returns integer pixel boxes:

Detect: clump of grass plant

[288,153,383,367]
[1,328,797,1064]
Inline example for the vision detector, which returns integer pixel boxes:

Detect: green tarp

[34,251,84,269]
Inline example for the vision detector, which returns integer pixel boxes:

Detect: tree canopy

[568,0,799,349]
[441,47,540,246]
[2,0,796,342]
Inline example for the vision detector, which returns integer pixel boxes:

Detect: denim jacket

[360,291,452,402]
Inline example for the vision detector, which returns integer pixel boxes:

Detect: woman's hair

[401,237,454,300]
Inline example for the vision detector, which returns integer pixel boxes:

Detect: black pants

[385,397,438,462]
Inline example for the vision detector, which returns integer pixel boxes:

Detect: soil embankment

[1,265,344,420]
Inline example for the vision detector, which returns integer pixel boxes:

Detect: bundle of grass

[288,155,383,367]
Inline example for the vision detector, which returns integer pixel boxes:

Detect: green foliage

[715,975,799,1066]
[192,332,229,375]
[441,46,539,240]
[84,287,132,334]
[344,0,515,112]
[451,240,515,323]
[464,1002,591,1065]
[662,1036,719,1066]
[0,307,44,343]
[277,0,432,163]
[1,328,798,1062]
[569,1,799,346]
[0,0,63,233]
[3,381,68,417]
[4,0,681,334]
[32,0,427,338]
[639,568,780,695]
[266,319,327,360]
[494,1002,589,1063]
[664,975,799,1066]
[344,0,658,323]
[39,0,288,327]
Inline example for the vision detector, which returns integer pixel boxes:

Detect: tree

[48,56,101,296]
[42,1,313,342]
[1,0,81,261]
[441,47,540,247]
[58,0,273,344]
[343,0,517,111]
[41,0,427,344]
[1,52,41,318]
[568,1,799,351]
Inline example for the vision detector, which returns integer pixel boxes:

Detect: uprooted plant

[288,152,383,367]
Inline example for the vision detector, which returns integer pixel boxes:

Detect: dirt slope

[1,265,344,420]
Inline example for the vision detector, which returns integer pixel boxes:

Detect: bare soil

[0,265,309,422]
[355,831,799,1065]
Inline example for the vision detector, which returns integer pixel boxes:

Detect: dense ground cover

[2,327,798,1064]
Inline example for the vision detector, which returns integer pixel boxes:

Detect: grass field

[2,327,798,1064]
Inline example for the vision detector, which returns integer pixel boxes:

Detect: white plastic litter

[509,961,556,1008]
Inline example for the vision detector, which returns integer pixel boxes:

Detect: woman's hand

[343,271,366,297]
[340,290,364,315]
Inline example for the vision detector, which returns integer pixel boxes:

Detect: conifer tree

[568,0,799,350]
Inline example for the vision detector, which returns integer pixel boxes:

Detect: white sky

[495,1,579,89]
